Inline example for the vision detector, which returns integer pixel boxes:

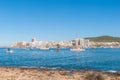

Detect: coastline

[0,67,120,80]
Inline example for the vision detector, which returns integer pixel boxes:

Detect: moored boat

[70,48,85,51]
[40,47,49,50]
[6,48,13,53]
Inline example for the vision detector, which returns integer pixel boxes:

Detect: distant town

[10,36,120,49]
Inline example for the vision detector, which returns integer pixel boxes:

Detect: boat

[70,48,85,51]
[56,44,60,52]
[6,48,13,53]
[70,35,85,52]
[40,47,49,50]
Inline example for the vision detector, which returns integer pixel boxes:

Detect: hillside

[85,36,120,42]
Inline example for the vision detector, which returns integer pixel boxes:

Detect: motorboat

[6,48,13,53]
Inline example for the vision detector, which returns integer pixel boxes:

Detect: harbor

[0,48,120,71]
[0,48,120,80]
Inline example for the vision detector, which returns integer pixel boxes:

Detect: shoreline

[1,47,120,49]
[0,67,120,80]
[0,65,119,72]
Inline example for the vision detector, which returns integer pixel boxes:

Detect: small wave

[39,66,61,70]
[20,66,38,68]
[107,70,117,73]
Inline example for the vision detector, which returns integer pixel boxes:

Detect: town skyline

[5,35,120,49]
[1,35,120,46]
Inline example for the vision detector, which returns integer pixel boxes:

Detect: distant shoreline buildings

[11,37,120,48]
[11,38,90,49]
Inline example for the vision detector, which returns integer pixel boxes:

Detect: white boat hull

[70,48,85,51]
[40,48,49,50]
[6,50,13,53]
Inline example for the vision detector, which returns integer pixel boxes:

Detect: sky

[0,0,120,45]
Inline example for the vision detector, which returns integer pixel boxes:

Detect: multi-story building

[12,41,27,48]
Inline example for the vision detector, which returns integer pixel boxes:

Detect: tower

[31,38,36,42]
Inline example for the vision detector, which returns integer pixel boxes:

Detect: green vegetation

[86,36,120,42]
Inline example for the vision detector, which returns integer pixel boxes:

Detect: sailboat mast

[75,33,79,48]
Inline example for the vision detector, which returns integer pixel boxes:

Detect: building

[12,41,27,48]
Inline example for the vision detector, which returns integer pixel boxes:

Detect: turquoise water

[0,48,120,71]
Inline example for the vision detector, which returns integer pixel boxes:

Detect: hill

[85,36,120,42]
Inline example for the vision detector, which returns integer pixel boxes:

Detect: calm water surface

[0,48,120,71]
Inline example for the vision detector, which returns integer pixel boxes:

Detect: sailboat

[70,36,85,52]
[70,47,85,51]
[39,47,49,50]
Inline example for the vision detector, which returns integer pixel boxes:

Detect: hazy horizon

[0,0,120,45]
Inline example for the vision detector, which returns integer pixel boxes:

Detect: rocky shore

[0,67,120,80]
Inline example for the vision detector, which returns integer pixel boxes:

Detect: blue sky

[0,0,120,45]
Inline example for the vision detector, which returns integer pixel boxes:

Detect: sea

[0,48,120,71]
